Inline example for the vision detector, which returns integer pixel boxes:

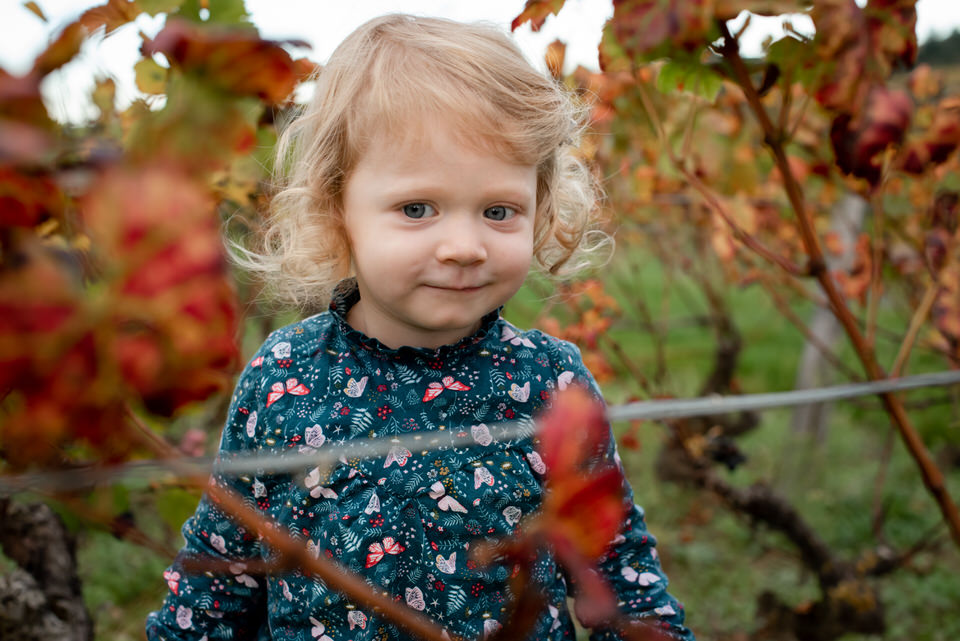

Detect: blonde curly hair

[236,14,608,310]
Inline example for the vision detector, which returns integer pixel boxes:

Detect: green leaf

[155,487,201,533]
[138,0,185,15]
[176,0,251,25]
[655,59,723,103]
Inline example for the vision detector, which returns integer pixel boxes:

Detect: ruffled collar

[327,278,502,359]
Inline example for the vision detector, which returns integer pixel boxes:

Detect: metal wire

[2,369,959,496]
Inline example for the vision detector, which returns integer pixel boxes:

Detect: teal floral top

[146,281,694,641]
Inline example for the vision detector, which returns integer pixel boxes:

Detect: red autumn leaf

[830,86,912,186]
[143,19,306,104]
[0,70,56,163]
[609,0,716,62]
[81,165,221,286]
[81,165,239,415]
[511,0,566,32]
[536,387,627,557]
[897,96,960,174]
[812,0,917,114]
[0,168,63,227]
[0,240,86,388]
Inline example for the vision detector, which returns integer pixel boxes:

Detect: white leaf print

[245,411,257,438]
[557,370,575,390]
[446,584,466,614]
[252,478,266,498]
[655,604,676,616]
[341,527,362,553]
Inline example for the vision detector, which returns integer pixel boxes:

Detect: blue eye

[484,206,516,221]
[401,203,436,219]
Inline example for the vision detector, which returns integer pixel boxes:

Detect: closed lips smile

[427,284,485,291]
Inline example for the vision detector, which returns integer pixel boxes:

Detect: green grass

[65,248,960,640]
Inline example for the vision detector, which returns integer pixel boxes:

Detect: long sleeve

[146,343,271,641]
[548,338,695,641]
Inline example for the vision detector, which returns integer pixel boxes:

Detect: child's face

[341,121,536,350]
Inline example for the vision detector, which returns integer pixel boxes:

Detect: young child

[147,14,694,641]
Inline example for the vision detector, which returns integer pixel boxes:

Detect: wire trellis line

[2,369,960,496]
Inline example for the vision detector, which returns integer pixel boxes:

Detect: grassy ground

[75,249,960,640]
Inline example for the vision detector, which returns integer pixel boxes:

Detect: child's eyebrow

[381,182,536,205]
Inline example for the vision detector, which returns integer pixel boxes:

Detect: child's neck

[345,298,484,350]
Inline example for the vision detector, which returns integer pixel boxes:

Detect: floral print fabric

[146,280,694,641]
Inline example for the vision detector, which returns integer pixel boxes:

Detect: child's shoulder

[254,311,336,360]
[499,320,585,368]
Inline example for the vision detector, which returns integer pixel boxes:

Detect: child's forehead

[353,109,532,168]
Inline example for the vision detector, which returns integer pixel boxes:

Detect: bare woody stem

[205,483,451,641]
[633,80,807,277]
[716,20,960,551]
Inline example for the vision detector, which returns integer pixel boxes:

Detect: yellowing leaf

[134,57,167,94]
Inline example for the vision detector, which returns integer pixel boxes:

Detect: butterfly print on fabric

[500,325,536,348]
[507,381,530,402]
[384,445,412,468]
[347,610,368,630]
[305,467,337,499]
[363,491,380,514]
[471,423,493,446]
[621,566,661,586]
[405,587,426,611]
[473,466,494,489]
[310,617,333,641]
[365,536,406,568]
[265,378,310,407]
[435,552,456,574]
[344,376,368,398]
[422,376,471,401]
[429,481,467,513]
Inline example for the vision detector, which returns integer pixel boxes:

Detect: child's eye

[484,206,516,221]
[401,203,436,219]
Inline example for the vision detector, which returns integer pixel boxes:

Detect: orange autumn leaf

[511,0,566,32]
[79,0,141,36]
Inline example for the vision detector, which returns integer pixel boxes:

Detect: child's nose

[435,219,487,265]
